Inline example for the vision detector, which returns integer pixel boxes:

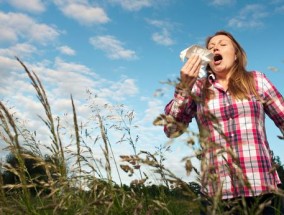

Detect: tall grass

[0,59,199,214]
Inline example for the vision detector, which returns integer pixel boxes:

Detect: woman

[164,31,284,214]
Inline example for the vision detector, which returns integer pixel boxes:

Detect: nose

[213,45,219,52]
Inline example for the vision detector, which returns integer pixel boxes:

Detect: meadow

[0,58,283,214]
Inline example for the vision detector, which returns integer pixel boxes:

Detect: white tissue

[180,45,213,64]
[179,45,214,78]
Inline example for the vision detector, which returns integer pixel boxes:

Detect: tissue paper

[180,45,213,64]
[179,45,214,78]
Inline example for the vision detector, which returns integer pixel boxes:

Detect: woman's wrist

[176,80,195,91]
[175,82,192,97]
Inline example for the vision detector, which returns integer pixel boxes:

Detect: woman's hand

[180,55,202,90]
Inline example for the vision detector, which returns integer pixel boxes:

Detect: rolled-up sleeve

[258,73,284,135]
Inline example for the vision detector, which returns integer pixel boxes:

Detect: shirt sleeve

[164,83,198,138]
[258,72,284,135]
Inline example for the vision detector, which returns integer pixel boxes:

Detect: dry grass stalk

[16,57,67,180]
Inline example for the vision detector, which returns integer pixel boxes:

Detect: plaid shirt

[164,71,284,199]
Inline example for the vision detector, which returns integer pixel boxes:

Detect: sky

[0,0,284,185]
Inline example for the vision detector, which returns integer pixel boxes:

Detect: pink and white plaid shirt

[164,71,284,199]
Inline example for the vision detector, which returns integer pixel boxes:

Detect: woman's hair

[204,30,258,100]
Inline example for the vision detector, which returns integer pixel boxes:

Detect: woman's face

[207,35,237,77]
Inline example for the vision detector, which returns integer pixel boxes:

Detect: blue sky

[0,0,284,184]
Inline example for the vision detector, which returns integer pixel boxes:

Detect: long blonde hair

[204,31,258,100]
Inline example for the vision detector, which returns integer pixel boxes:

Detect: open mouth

[214,54,223,61]
[213,54,223,65]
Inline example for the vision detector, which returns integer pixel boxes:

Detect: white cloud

[146,19,172,29]
[0,57,40,105]
[228,4,269,29]
[146,19,175,46]
[210,0,235,6]
[142,97,164,123]
[0,56,97,104]
[152,29,174,46]
[0,12,60,44]
[109,78,139,100]
[269,0,284,4]
[108,0,152,11]
[0,58,104,132]
[18,57,138,102]
[54,57,92,75]
[89,35,137,60]
[31,59,98,99]
[8,0,46,13]
[0,56,22,73]
[0,43,37,58]
[275,4,284,13]
[98,78,139,102]
[57,46,76,56]
[54,1,110,25]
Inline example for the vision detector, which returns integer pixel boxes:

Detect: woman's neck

[215,72,231,91]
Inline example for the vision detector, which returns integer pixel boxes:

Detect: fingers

[179,55,201,89]
[184,55,198,68]
[189,56,201,76]
[181,55,201,77]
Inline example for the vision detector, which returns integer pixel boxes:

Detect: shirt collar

[208,73,216,84]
